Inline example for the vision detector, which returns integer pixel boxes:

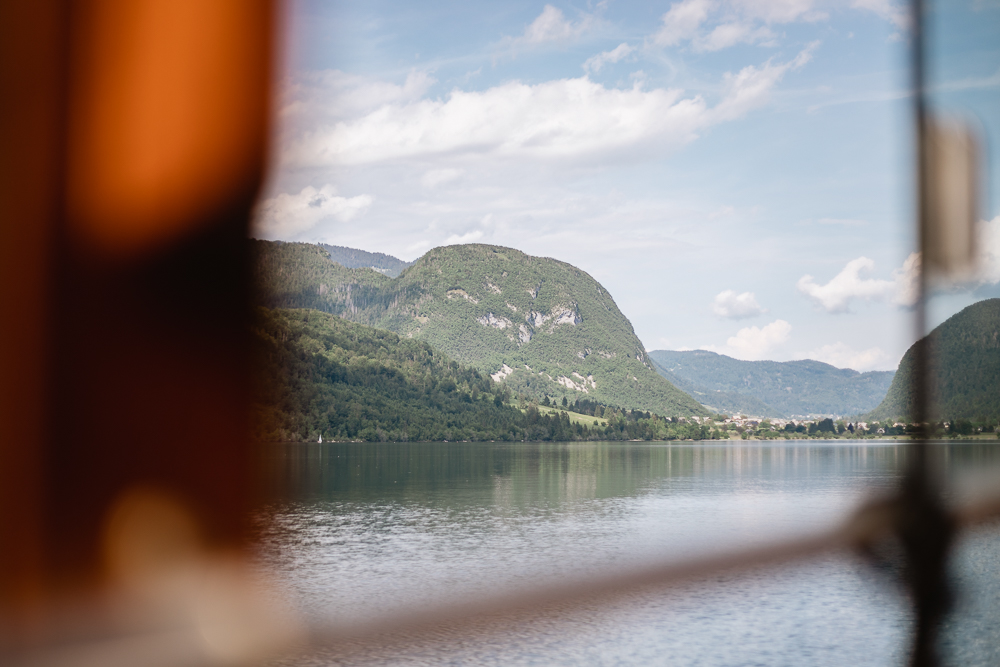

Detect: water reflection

[264,440,928,504]
[257,441,1000,667]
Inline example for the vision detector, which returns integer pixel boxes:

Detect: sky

[253,0,1000,372]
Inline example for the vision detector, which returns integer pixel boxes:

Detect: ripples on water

[255,441,1000,666]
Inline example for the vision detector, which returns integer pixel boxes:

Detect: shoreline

[264,436,1000,445]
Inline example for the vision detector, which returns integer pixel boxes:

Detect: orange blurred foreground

[0,0,280,652]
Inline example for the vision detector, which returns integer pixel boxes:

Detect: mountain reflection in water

[257,441,1000,667]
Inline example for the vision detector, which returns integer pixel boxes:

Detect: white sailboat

[318,434,323,443]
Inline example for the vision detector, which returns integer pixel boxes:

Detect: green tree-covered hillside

[254,307,526,442]
[866,298,1000,422]
[319,243,413,277]
[253,241,707,417]
[253,308,720,442]
[648,349,895,417]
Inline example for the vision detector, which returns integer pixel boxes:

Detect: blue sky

[255,0,1000,371]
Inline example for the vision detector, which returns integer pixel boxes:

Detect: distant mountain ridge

[318,243,413,278]
[648,349,895,417]
[866,298,1000,422]
[253,241,707,417]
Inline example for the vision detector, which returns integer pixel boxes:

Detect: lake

[256,440,1000,666]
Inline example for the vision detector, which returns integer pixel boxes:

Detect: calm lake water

[256,441,1000,666]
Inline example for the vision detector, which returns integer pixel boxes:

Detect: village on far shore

[682,414,999,439]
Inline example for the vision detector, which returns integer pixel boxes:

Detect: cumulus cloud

[583,43,635,73]
[654,0,713,46]
[254,185,373,239]
[284,47,815,169]
[717,319,792,360]
[288,79,698,167]
[807,342,889,372]
[798,228,1000,313]
[891,252,920,307]
[796,254,919,313]
[712,289,765,319]
[516,5,593,45]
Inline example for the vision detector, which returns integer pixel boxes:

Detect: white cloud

[520,5,592,45]
[444,230,484,245]
[285,48,814,169]
[254,185,373,239]
[696,22,775,51]
[735,0,823,24]
[797,253,920,312]
[850,0,909,29]
[807,342,889,371]
[713,43,817,119]
[712,289,765,319]
[795,232,1000,312]
[583,43,635,73]
[797,257,892,313]
[896,218,1000,290]
[651,0,906,54]
[714,319,792,360]
[653,0,824,51]
[974,216,1000,284]
[288,79,697,167]
[654,0,713,46]
[891,252,920,306]
[421,168,464,188]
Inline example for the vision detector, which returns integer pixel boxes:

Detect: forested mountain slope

[253,308,527,442]
[319,243,413,277]
[648,349,895,417]
[253,241,707,417]
[866,298,1000,422]
[253,308,717,442]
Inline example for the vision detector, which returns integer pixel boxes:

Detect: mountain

[319,243,413,278]
[866,298,1000,422]
[252,241,708,417]
[253,308,719,442]
[648,349,895,417]
[651,358,778,416]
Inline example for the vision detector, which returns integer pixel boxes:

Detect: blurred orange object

[0,0,276,636]
[67,0,272,259]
